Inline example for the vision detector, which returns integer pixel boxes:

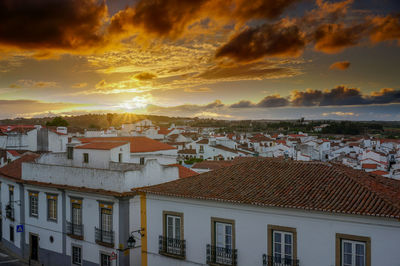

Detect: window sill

[67,234,84,241]
[159,251,185,260]
[95,240,114,248]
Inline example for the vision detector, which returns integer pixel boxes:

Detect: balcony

[262,254,299,266]
[66,221,84,240]
[159,235,186,259]
[5,204,14,220]
[206,244,237,266]
[95,227,114,247]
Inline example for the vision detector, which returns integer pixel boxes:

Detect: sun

[117,95,152,111]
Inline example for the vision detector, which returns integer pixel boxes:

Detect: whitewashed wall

[144,195,400,266]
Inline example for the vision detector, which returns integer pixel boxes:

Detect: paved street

[0,243,27,266]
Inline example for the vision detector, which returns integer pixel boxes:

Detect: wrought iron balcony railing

[262,254,300,266]
[95,227,114,246]
[66,221,84,238]
[5,204,14,220]
[206,244,237,266]
[159,235,186,258]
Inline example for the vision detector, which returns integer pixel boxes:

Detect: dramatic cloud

[231,0,300,22]
[230,86,400,108]
[369,15,400,44]
[133,72,157,81]
[109,0,208,39]
[197,62,300,80]
[215,21,305,63]
[257,95,289,107]
[9,80,58,89]
[329,61,350,70]
[230,100,255,108]
[313,23,369,53]
[0,0,108,54]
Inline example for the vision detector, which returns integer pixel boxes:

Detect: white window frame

[341,239,366,266]
[47,196,58,221]
[29,192,39,217]
[272,230,293,260]
[72,245,82,265]
[100,252,111,266]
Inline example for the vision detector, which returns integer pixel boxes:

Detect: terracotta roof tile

[78,137,176,153]
[169,164,199,178]
[139,159,400,219]
[362,163,377,169]
[0,152,40,179]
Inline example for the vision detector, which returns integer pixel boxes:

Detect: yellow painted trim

[140,193,147,266]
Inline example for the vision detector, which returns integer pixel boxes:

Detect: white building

[138,159,400,266]
[0,140,182,266]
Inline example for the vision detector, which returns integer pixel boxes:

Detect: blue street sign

[16,225,24,233]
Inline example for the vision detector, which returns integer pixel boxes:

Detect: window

[72,202,82,226]
[273,231,293,263]
[139,157,145,165]
[268,225,297,265]
[100,253,111,266]
[118,153,122,162]
[10,225,14,242]
[101,207,112,231]
[67,147,74,159]
[29,191,39,217]
[72,246,82,265]
[161,211,184,257]
[210,218,235,265]
[83,153,89,163]
[47,194,58,221]
[9,185,14,203]
[199,145,204,153]
[336,234,370,266]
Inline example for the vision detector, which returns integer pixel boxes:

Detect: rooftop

[0,152,40,179]
[139,159,400,219]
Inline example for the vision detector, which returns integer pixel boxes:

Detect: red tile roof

[362,163,377,169]
[7,150,21,157]
[370,170,389,176]
[0,152,40,180]
[158,127,173,135]
[75,142,128,150]
[138,159,400,219]
[196,139,209,144]
[78,137,176,153]
[192,160,235,170]
[169,164,199,178]
[212,144,238,154]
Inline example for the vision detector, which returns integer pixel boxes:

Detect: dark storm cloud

[231,0,301,22]
[0,0,108,52]
[230,100,255,108]
[215,22,306,63]
[257,95,290,107]
[109,0,208,38]
[230,86,400,108]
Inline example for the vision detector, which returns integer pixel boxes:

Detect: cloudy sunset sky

[0,0,399,120]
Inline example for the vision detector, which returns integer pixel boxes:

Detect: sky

[0,0,399,120]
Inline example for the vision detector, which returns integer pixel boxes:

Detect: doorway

[30,233,39,261]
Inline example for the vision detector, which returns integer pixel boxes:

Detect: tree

[46,117,68,127]
[106,113,115,127]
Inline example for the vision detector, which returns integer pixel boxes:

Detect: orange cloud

[329,61,350,70]
[369,15,400,44]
